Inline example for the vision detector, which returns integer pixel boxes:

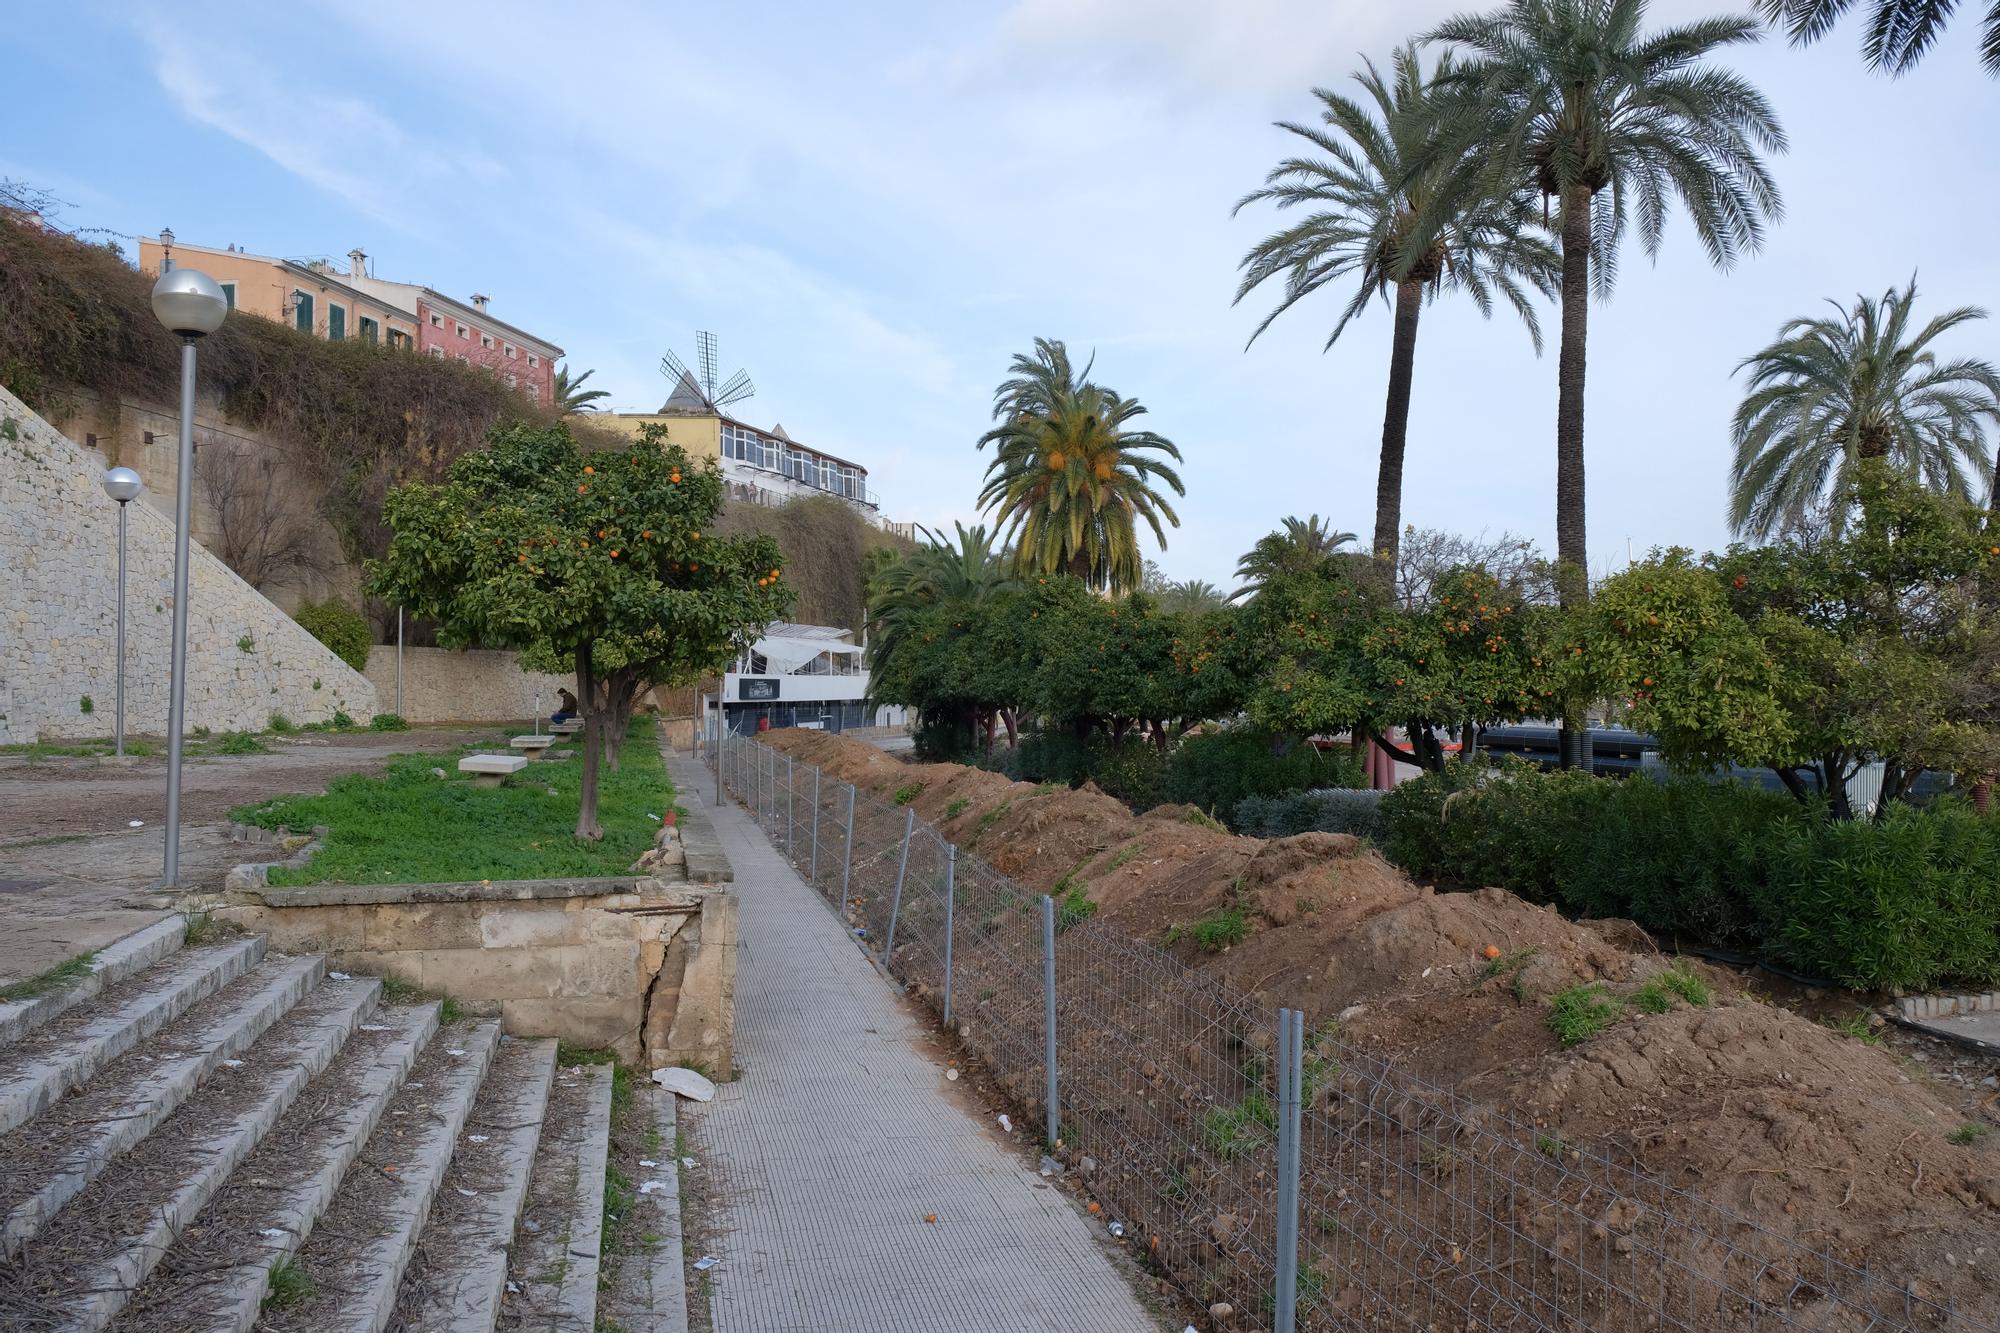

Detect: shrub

[1546,984,1622,1047]
[1233,788,1386,841]
[1182,905,1249,953]
[1001,732,1163,810]
[293,600,372,673]
[267,713,293,734]
[368,712,410,731]
[1162,729,1365,817]
[892,782,924,805]
[1382,760,2000,990]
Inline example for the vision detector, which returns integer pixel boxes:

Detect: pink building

[353,279,562,406]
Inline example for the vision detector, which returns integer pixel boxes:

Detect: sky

[6,0,1997,590]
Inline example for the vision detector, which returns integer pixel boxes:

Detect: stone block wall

[361,646,577,725]
[0,386,377,744]
[217,876,738,1073]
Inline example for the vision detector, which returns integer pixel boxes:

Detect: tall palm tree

[553,365,610,414]
[1229,515,1360,600]
[1756,0,2000,75]
[1158,578,1230,614]
[1730,280,2000,538]
[977,339,1185,594]
[864,522,1012,685]
[1421,0,1786,606]
[1235,44,1558,570]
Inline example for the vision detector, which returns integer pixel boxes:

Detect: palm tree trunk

[1372,279,1424,572]
[1555,186,1593,769]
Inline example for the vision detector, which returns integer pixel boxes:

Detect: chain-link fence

[712,733,1994,1332]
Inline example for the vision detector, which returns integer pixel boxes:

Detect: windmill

[659,331,754,414]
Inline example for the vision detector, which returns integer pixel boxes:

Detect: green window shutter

[359,316,379,344]
[294,292,314,333]
[328,304,345,341]
[219,282,236,310]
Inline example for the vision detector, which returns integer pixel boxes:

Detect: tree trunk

[1823,755,1855,821]
[1373,279,1425,572]
[574,646,603,841]
[1555,185,1594,767]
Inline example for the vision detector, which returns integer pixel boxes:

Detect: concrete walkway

[665,753,1161,1333]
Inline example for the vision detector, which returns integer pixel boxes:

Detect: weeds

[892,782,923,806]
[1179,808,1227,833]
[1546,984,1622,1048]
[943,798,970,819]
[1949,1123,1990,1146]
[181,910,233,946]
[1631,963,1713,1015]
[1173,906,1249,954]
[1104,842,1142,873]
[1536,1133,1566,1158]
[1201,1093,1276,1159]
[1823,1013,1884,1045]
[1483,946,1537,980]
[369,713,410,731]
[0,948,99,1002]
[262,1259,314,1311]
[1053,877,1097,932]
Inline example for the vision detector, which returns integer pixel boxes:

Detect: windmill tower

[659,331,755,414]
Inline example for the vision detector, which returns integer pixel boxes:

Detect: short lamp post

[100,467,144,757]
[150,267,229,889]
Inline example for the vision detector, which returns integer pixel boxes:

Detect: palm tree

[1756,0,2000,75]
[1421,0,1786,606]
[977,339,1185,594]
[1730,280,2000,538]
[865,522,1012,686]
[1229,515,1360,600]
[1158,578,1230,614]
[553,365,610,414]
[1235,44,1558,570]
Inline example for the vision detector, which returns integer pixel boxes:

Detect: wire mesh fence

[713,733,1995,1333]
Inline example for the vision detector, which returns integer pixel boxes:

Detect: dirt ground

[765,728,2000,1328]
[0,728,497,840]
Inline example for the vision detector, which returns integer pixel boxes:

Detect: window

[526,383,539,401]
[430,313,443,328]
[480,333,494,349]
[387,329,409,349]
[429,346,444,359]
[327,303,346,341]
[504,372,517,387]
[358,316,380,344]
[218,281,236,310]
[505,343,516,359]
[527,354,539,368]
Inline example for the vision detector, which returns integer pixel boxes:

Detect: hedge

[293,600,372,672]
[1380,763,2000,990]
[997,727,1367,820]
[1233,788,1386,842]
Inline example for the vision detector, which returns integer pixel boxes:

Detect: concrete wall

[0,385,377,744]
[362,645,576,725]
[218,877,738,1072]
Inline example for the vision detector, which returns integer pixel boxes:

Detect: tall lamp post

[100,467,144,757]
[149,268,229,888]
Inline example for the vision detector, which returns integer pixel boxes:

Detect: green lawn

[233,719,673,886]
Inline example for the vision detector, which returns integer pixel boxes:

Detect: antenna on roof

[659,331,754,412]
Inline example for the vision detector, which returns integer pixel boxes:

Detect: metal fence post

[810,766,822,885]
[786,753,796,858]
[1042,894,1059,1146]
[714,731,723,808]
[1274,1007,1305,1333]
[941,845,957,1027]
[882,806,915,967]
[840,784,857,905]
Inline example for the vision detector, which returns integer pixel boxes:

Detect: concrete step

[256,1020,502,1333]
[0,932,266,1136]
[0,915,187,1047]
[105,1000,439,1333]
[497,1061,616,1333]
[393,1037,558,1332]
[0,953,330,1257]
[597,1085,691,1333]
[0,972,380,1333]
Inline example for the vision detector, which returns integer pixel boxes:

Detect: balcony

[722,465,880,512]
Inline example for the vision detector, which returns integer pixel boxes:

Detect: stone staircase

[0,921,676,1333]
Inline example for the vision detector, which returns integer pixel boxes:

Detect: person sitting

[552,687,579,724]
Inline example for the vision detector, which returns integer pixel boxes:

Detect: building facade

[706,623,903,735]
[137,235,561,402]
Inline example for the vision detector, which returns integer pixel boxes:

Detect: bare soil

[766,729,2000,1327]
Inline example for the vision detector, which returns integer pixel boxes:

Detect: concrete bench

[549,720,582,736]
[509,735,555,754]
[459,753,529,787]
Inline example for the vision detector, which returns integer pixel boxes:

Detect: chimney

[470,293,490,312]
[348,248,368,278]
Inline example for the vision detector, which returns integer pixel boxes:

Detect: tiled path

[666,753,1160,1333]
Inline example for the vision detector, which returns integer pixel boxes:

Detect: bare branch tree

[192,436,330,592]
[1396,525,1557,608]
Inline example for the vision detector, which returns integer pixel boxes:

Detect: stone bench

[458,753,529,787]
[509,735,555,754]
[548,720,582,736]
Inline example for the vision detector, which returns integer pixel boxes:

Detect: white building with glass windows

[716,419,879,514]
[705,622,905,737]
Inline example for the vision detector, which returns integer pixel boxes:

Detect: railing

[712,732,1993,1332]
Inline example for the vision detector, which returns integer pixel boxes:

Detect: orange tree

[1246,563,1563,771]
[369,422,789,838]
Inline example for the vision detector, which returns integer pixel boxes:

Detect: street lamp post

[100,467,144,757]
[149,268,229,889]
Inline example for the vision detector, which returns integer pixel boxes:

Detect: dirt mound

[763,730,2000,1317]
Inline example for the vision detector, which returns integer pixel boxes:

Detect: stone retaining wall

[362,646,576,725]
[0,385,377,744]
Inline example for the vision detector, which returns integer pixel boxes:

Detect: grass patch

[1168,905,1250,954]
[1483,946,1537,980]
[1546,983,1623,1048]
[1536,1133,1567,1158]
[262,1259,314,1311]
[181,910,237,946]
[1104,842,1142,873]
[1052,876,1097,932]
[236,718,671,885]
[369,713,411,731]
[1201,1093,1277,1159]
[1823,1013,1884,1045]
[1949,1122,1990,1146]
[0,948,99,1003]
[1630,964,1710,1015]
[974,799,1012,837]
[892,782,923,806]
[943,797,970,819]
[209,732,269,756]
[1,833,89,849]
[1179,807,1227,833]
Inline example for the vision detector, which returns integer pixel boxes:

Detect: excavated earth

[765,729,2000,1327]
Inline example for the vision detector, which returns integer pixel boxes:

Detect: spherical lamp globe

[101,467,144,504]
[150,268,229,338]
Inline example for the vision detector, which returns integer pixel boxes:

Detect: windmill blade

[695,330,719,401]
[660,349,695,388]
[713,370,756,408]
